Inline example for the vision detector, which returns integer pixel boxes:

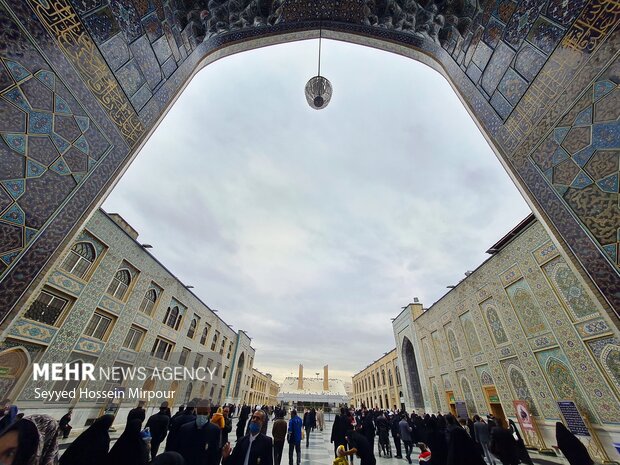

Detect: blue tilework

[5,61,31,81]
[117,60,146,97]
[1,179,25,200]
[554,127,570,144]
[498,68,528,106]
[99,34,131,72]
[129,35,163,90]
[592,122,620,149]
[1,203,25,225]
[593,81,615,101]
[596,173,619,193]
[572,145,596,167]
[527,17,564,55]
[491,91,512,119]
[482,41,515,96]
[83,6,120,44]
[34,70,55,91]
[2,134,26,155]
[546,0,588,26]
[50,133,70,154]
[574,106,592,127]
[571,171,594,189]
[54,95,71,114]
[25,159,46,178]
[503,0,547,49]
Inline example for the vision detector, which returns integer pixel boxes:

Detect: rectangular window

[227,341,233,359]
[193,353,204,369]
[151,338,174,361]
[223,366,229,380]
[24,289,69,326]
[219,336,227,355]
[122,326,145,351]
[84,311,114,340]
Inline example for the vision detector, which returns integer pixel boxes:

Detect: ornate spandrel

[193,0,479,44]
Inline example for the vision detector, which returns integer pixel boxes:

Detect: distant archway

[401,337,424,408]
[233,352,245,400]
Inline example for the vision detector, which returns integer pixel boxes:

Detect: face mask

[249,422,260,435]
[196,415,208,428]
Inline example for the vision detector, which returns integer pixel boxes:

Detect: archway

[401,337,424,408]
[0,1,617,323]
[233,352,245,400]
[0,348,30,401]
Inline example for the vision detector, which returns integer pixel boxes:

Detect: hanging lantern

[305,21,332,110]
[305,75,333,110]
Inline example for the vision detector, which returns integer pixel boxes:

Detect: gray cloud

[103,39,531,382]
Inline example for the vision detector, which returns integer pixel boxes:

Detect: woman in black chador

[108,419,149,465]
[556,422,594,465]
[60,414,114,465]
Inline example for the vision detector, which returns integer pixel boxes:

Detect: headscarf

[108,419,148,465]
[211,407,225,429]
[0,418,39,465]
[59,414,114,465]
[23,415,59,465]
[150,451,186,465]
[0,406,19,432]
[446,426,485,465]
[556,422,594,465]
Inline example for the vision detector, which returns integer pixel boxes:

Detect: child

[418,442,431,463]
[333,444,351,465]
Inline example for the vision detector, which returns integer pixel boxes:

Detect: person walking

[60,414,114,465]
[108,419,149,465]
[126,401,146,427]
[176,403,220,465]
[236,405,250,441]
[473,415,495,465]
[446,424,486,465]
[399,415,413,464]
[556,422,594,465]
[166,402,196,452]
[222,409,273,465]
[146,402,170,459]
[58,409,72,439]
[303,409,313,448]
[288,409,303,465]
[272,411,287,465]
[489,423,519,465]
[390,413,402,459]
[331,408,348,458]
[345,428,376,465]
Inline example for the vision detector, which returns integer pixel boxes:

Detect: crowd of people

[0,401,598,465]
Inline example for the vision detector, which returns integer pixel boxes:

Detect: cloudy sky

[103,39,531,382]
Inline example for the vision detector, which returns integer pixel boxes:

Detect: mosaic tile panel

[542,256,599,321]
[505,279,550,335]
[458,311,482,355]
[46,270,85,295]
[575,317,612,339]
[9,319,56,346]
[75,336,104,355]
[585,336,620,394]
[480,299,510,346]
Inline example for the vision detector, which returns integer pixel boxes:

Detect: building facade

[352,349,403,410]
[393,215,620,458]
[0,209,255,428]
[244,368,279,407]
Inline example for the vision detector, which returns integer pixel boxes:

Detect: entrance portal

[0,1,617,325]
[401,337,424,409]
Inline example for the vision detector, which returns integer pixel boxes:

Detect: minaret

[323,365,329,391]
[298,364,303,390]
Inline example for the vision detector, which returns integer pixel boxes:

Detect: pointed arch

[0,347,30,401]
[401,336,424,408]
[507,365,538,416]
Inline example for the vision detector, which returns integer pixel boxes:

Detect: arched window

[62,242,96,278]
[372,374,376,389]
[381,369,386,385]
[106,269,131,300]
[187,318,197,338]
[139,288,158,315]
[200,325,210,345]
[388,369,393,387]
[395,365,401,385]
[184,383,193,404]
[163,306,181,329]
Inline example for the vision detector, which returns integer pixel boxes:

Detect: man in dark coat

[390,414,402,459]
[126,400,146,427]
[166,402,196,452]
[222,409,273,465]
[331,408,348,458]
[146,402,171,459]
[177,403,221,465]
[473,416,495,465]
